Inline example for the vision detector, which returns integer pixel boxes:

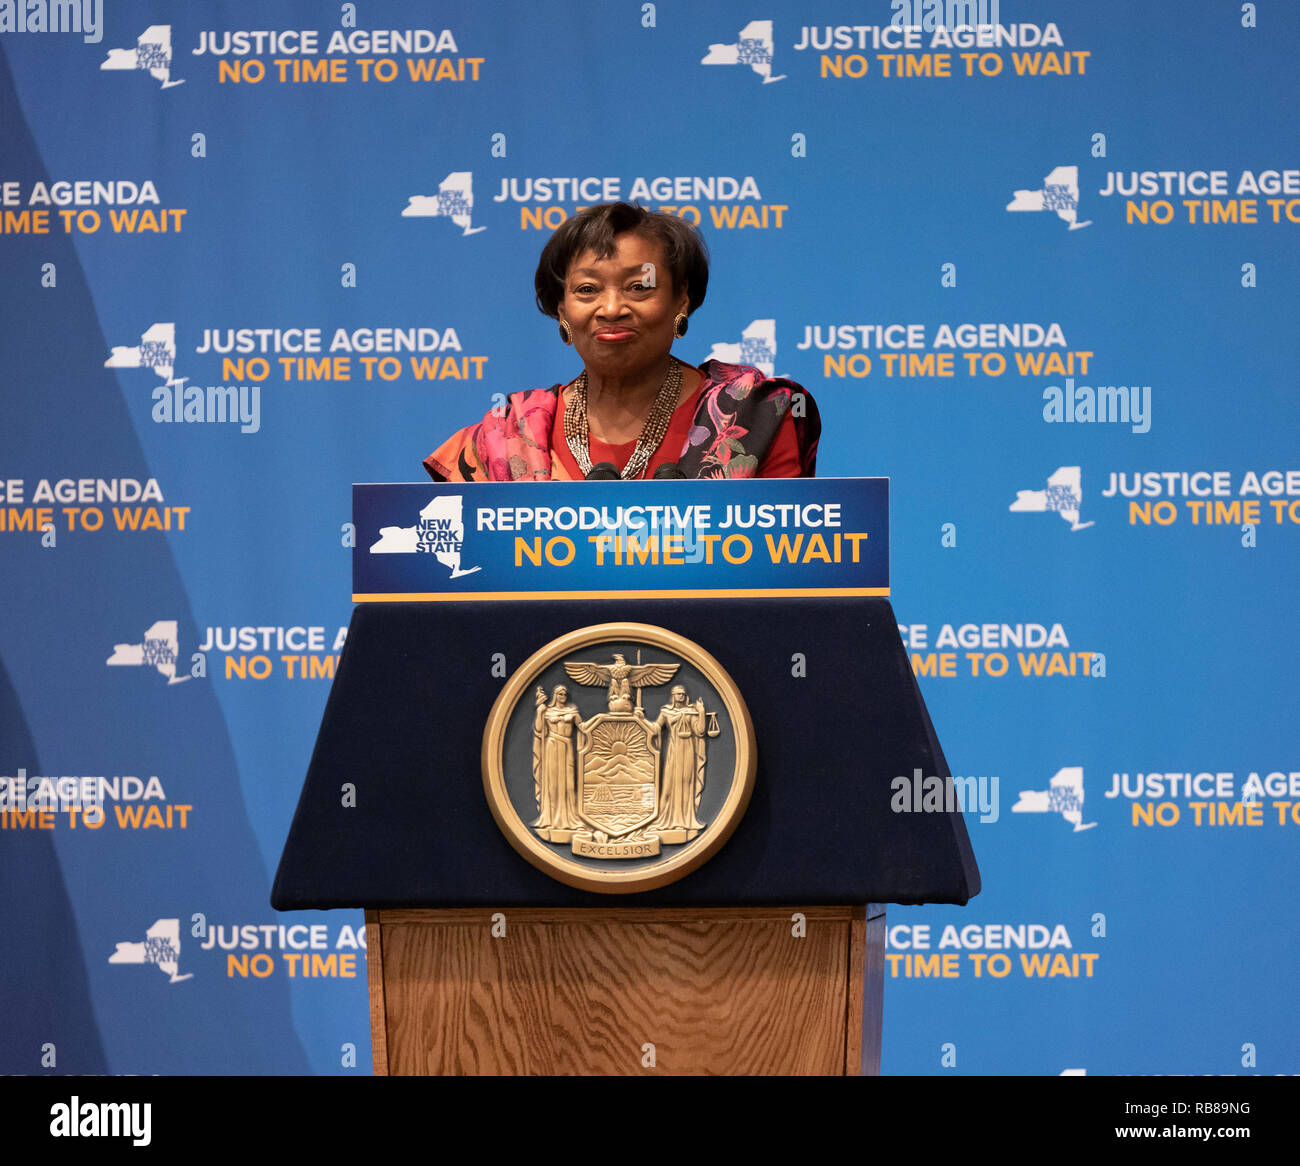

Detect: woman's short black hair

[534,202,709,319]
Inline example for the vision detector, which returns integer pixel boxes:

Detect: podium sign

[352,477,889,601]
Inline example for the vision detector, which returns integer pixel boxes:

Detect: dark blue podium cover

[271,596,980,908]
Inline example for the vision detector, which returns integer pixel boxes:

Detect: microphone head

[586,461,621,480]
[652,462,686,479]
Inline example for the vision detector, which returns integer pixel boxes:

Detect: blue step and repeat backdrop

[1,0,1296,1077]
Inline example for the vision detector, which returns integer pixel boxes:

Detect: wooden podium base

[366,905,885,1076]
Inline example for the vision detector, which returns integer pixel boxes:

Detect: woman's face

[561,231,688,380]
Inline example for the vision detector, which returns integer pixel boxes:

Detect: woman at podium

[423,202,819,482]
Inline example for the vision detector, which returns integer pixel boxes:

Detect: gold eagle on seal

[563,653,678,714]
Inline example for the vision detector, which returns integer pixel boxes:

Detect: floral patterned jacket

[422,360,820,481]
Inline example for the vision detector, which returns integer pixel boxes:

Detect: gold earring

[558,318,573,345]
[673,313,688,338]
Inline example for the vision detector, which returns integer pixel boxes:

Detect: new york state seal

[482,624,755,892]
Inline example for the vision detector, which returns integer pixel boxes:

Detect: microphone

[585,461,621,480]
[652,462,686,479]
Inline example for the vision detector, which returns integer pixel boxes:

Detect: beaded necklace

[563,359,684,480]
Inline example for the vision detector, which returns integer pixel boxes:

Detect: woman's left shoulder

[697,359,816,406]
[702,358,811,395]
[684,360,821,478]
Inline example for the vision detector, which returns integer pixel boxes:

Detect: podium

[364,905,881,1075]
[273,480,979,1075]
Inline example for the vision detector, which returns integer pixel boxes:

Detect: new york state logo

[482,624,755,892]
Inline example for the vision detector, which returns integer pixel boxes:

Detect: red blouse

[550,383,802,480]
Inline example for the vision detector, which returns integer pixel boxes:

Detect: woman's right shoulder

[422,385,563,482]
[422,419,483,482]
